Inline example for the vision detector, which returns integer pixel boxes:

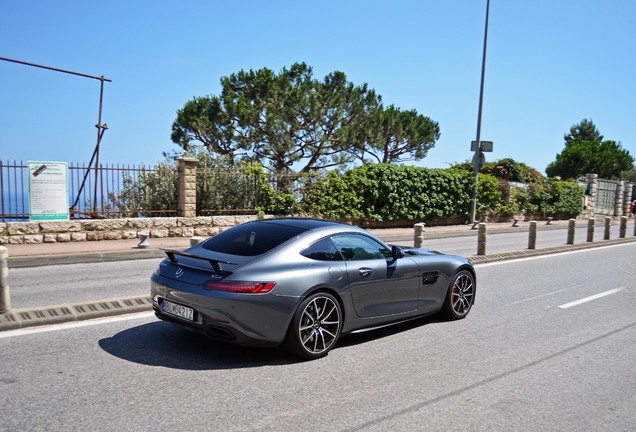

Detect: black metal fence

[0,160,178,222]
[1,160,310,221]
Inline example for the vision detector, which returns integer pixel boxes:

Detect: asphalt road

[8,258,160,309]
[1,242,634,431]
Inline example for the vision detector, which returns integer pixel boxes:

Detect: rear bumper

[150,277,300,347]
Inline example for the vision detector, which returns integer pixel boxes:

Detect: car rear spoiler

[163,249,238,273]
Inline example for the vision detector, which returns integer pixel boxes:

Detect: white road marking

[508,289,568,306]
[0,311,155,339]
[558,287,625,309]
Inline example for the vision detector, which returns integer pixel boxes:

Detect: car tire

[284,292,342,360]
[441,270,475,320]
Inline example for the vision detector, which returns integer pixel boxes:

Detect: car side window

[331,234,392,261]
[300,238,344,261]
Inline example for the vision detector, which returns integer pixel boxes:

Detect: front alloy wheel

[285,293,342,360]
[442,270,475,320]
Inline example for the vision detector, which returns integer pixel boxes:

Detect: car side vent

[422,271,440,285]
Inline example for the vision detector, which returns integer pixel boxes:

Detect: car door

[331,234,420,318]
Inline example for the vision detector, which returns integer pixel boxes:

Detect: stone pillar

[585,173,598,217]
[615,181,624,216]
[177,158,198,218]
[624,183,633,216]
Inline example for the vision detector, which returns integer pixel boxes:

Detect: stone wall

[0,215,261,245]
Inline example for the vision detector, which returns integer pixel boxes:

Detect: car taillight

[203,281,276,293]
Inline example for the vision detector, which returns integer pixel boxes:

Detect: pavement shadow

[98,321,296,370]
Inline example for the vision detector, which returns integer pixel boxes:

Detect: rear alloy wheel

[285,293,342,360]
[442,270,475,320]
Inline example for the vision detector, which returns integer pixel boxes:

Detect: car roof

[257,218,350,231]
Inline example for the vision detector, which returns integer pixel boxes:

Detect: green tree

[354,105,440,164]
[564,118,603,146]
[546,139,633,179]
[547,119,633,179]
[171,62,382,174]
[620,166,636,196]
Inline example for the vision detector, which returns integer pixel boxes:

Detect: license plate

[161,300,194,321]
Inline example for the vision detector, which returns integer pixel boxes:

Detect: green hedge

[303,164,474,223]
[300,164,583,224]
[112,158,584,224]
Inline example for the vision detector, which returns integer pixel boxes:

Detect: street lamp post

[469,0,491,226]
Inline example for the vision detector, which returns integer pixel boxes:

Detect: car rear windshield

[201,222,307,256]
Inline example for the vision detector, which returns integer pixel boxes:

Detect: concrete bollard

[567,218,576,245]
[0,246,10,312]
[619,216,627,238]
[413,222,425,248]
[512,218,519,227]
[604,217,611,240]
[587,218,595,242]
[546,217,553,225]
[528,221,537,249]
[477,223,487,255]
[137,232,151,249]
[190,236,205,246]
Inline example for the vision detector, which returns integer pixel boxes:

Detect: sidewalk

[2,219,634,332]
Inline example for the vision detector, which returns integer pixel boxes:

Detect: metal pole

[469,0,491,225]
[0,56,111,218]
[93,78,106,214]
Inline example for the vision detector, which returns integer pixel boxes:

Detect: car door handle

[358,267,373,277]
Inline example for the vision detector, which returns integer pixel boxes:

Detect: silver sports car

[150,218,475,359]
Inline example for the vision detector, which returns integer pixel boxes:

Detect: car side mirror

[391,245,405,259]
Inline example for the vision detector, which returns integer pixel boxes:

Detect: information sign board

[28,161,69,221]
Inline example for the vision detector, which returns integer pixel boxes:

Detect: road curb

[468,236,636,264]
[0,294,152,331]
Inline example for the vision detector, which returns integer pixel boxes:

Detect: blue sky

[1,0,634,174]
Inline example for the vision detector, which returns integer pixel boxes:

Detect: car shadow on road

[98,321,296,370]
[98,315,446,370]
[337,315,442,348]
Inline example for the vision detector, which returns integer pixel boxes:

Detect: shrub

[303,164,475,223]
